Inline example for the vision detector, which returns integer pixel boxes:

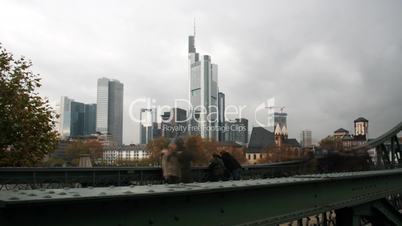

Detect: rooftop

[354,117,369,123]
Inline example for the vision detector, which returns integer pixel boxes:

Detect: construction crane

[264,105,286,113]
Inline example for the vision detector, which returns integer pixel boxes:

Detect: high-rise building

[300,130,312,148]
[161,108,188,139]
[96,78,124,145]
[84,104,97,135]
[140,108,156,144]
[218,92,225,142]
[57,96,96,139]
[188,33,219,140]
[57,96,73,139]
[224,118,248,144]
[274,112,287,129]
[70,101,85,137]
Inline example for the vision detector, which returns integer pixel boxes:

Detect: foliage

[42,157,65,167]
[219,146,247,164]
[315,151,371,173]
[0,44,59,166]
[183,137,247,166]
[319,136,344,152]
[187,136,212,166]
[257,145,308,164]
[146,137,170,163]
[146,136,247,167]
[65,140,103,166]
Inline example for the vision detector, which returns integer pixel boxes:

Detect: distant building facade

[161,108,188,139]
[246,126,300,164]
[96,77,124,145]
[102,144,149,165]
[246,127,275,164]
[57,96,73,139]
[218,92,225,142]
[300,130,312,148]
[57,96,96,139]
[140,108,156,144]
[188,33,219,140]
[354,117,369,141]
[224,118,248,144]
[330,117,369,151]
[274,112,287,129]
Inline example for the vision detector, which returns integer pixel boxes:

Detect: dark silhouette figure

[220,151,242,180]
[208,154,226,181]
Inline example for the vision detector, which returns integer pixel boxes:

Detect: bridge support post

[335,207,361,226]
[336,199,402,226]
[322,212,328,226]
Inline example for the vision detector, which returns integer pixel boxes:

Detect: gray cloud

[1,0,401,144]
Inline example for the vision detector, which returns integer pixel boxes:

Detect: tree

[186,136,211,166]
[65,140,103,166]
[319,136,344,152]
[223,146,247,164]
[257,145,305,164]
[0,45,58,166]
[146,137,170,164]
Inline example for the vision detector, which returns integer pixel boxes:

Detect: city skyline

[1,0,401,144]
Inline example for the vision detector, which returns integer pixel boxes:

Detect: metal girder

[0,160,304,188]
[1,169,402,226]
[392,136,402,164]
[372,199,402,225]
[336,198,402,226]
[352,121,402,152]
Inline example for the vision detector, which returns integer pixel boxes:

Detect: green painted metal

[352,121,402,152]
[0,160,304,188]
[1,169,402,226]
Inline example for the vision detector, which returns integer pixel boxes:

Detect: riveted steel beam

[1,169,402,226]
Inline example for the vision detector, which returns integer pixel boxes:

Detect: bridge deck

[1,169,402,226]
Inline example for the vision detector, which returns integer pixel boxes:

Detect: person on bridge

[161,140,182,184]
[176,137,194,183]
[220,151,242,180]
[208,153,226,181]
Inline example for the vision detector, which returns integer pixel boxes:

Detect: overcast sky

[1,0,401,144]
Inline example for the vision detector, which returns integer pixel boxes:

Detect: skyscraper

[57,96,96,139]
[70,101,85,137]
[300,130,312,148]
[140,108,155,144]
[160,108,188,139]
[274,112,287,130]
[188,33,219,140]
[218,92,225,142]
[57,96,72,139]
[225,118,249,144]
[84,104,97,135]
[96,78,124,145]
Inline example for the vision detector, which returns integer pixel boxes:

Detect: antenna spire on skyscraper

[193,18,196,38]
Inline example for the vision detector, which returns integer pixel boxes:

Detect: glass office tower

[57,96,96,139]
[188,34,219,140]
[96,78,124,145]
[140,108,155,144]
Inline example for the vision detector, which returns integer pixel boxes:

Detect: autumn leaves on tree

[147,136,246,166]
[0,45,58,166]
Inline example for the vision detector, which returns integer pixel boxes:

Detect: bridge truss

[1,169,402,226]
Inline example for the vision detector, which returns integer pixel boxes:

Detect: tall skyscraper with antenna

[188,25,219,140]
